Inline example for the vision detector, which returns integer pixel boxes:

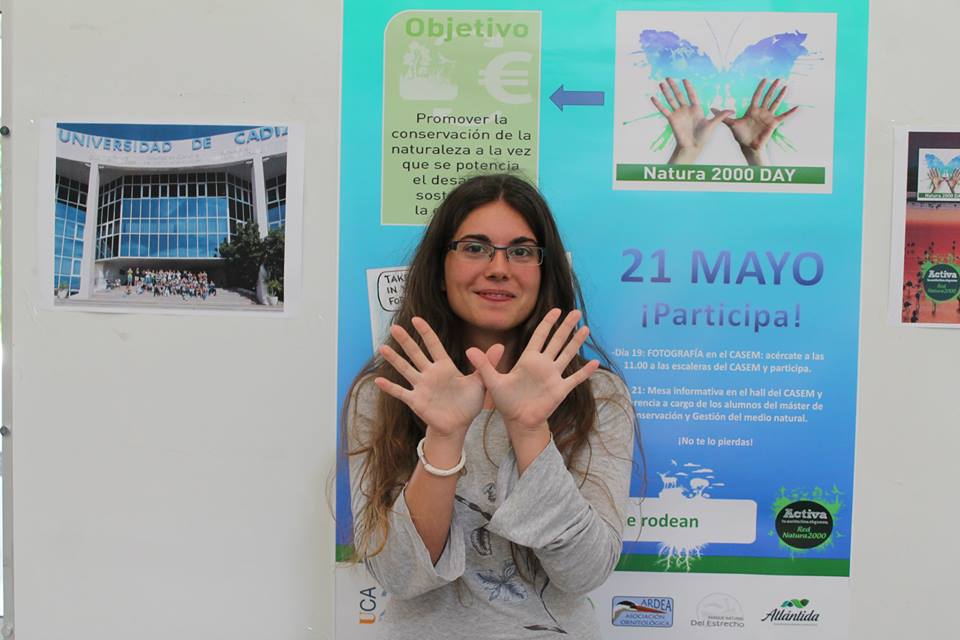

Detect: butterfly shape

[925,153,960,176]
[632,27,810,150]
[635,28,809,117]
[475,560,528,602]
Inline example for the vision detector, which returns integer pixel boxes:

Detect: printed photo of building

[51,122,294,311]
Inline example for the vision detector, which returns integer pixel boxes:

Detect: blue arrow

[549,85,605,111]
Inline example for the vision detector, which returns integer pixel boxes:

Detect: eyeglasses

[447,240,545,265]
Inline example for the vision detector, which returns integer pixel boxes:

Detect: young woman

[345,174,638,639]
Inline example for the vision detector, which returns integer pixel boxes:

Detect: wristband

[417,437,466,477]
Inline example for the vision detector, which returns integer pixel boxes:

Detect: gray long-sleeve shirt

[348,371,635,639]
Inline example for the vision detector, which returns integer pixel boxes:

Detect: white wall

[1,1,958,639]
[2,1,341,638]
[852,1,960,637]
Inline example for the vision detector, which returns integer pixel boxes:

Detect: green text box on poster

[381,11,541,225]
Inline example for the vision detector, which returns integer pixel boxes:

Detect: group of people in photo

[107,267,217,300]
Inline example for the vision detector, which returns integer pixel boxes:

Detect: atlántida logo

[761,598,820,625]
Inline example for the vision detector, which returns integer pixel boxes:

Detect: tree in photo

[218,222,285,299]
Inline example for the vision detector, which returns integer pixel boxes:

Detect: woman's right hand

[375,317,503,442]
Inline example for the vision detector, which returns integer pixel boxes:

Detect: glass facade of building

[95,172,254,261]
[54,175,88,293]
[266,174,286,231]
[53,163,288,295]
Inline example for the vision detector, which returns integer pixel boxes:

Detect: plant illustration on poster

[338,1,867,638]
[381,10,541,224]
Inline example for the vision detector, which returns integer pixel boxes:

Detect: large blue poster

[336,1,867,636]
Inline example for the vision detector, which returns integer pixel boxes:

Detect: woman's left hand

[466,308,599,435]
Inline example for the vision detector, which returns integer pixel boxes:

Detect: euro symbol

[478,52,533,104]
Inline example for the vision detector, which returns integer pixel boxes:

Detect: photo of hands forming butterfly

[924,153,960,195]
[651,77,799,167]
[927,168,960,195]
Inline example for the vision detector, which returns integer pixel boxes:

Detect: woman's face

[443,200,541,350]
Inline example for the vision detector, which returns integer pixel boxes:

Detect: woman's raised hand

[465,309,599,434]
[375,317,504,439]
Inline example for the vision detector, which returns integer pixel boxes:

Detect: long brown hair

[344,173,642,569]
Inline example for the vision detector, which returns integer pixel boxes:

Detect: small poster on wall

[37,121,305,316]
[338,1,868,638]
[612,11,837,193]
[365,265,408,351]
[890,128,960,327]
[917,148,960,201]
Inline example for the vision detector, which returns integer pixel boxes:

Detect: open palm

[651,78,732,162]
[948,168,960,194]
[376,317,503,436]
[466,309,598,433]
[717,78,798,154]
[725,108,783,151]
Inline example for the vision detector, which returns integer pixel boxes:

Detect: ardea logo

[612,596,674,628]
